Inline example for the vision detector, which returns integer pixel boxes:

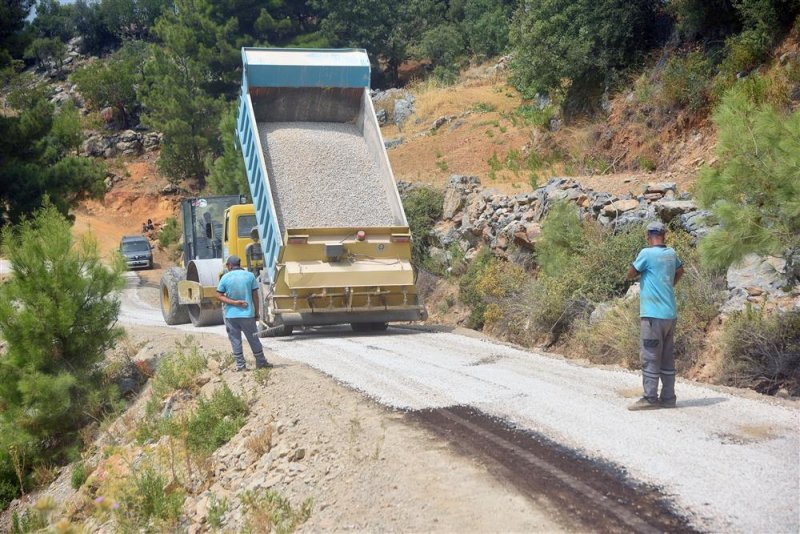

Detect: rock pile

[721,253,800,313]
[428,175,712,259]
[82,130,161,158]
[371,89,415,128]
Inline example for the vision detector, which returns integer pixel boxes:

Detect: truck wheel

[160,267,190,325]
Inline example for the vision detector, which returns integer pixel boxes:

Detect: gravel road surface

[120,273,799,533]
[258,122,397,231]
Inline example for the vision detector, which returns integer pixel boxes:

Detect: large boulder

[653,200,697,222]
[601,199,639,217]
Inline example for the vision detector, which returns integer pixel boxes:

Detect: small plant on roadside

[402,187,444,267]
[116,465,184,529]
[252,366,271,386]
[157,217,180,248]
[245,426,273,457]
[208,495,228,529]
[71,462,88,490]
[242,490,312,534]
[435,159,449,171]
[719,310,800,395]
[147,342,207,406]
[184,385,248,455]
[458,248,498,329]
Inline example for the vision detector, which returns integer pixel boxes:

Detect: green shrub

[402,187,444,267]
[719,310,800,395]
[458,247,497,328]
[573,298,640,367]
[660,51,712,111]
[184,385,248,454]
[638,155,657,172]
[515,104,557,129]
[472,102,497,113]
[157,217,180,248]
[535,202,586,277]
[719,27,772,76]
[208,495,228,529]
[149,342,206,400]
[70,462,88,490]
[495,212,645,344]
[116,465,184,528]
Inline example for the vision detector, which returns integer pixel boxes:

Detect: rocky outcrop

[371,89,416,127]
[428,176,711,258]
[721,253,800,313]
[82,130,162,158]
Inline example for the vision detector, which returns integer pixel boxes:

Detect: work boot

[255,361,273,369]
[628,397,660,411]
[659,397,677,408]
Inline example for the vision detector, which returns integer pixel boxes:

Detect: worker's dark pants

[224,317,266,369]
[640,318,677,402]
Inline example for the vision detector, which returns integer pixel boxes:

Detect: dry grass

[245,425,274,457]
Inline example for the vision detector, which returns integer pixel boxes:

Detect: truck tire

[160,267,190,325]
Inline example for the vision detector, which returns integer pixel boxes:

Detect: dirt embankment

[1,326,565,532]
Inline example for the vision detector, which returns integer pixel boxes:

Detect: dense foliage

[510,0,660,110]
[0,80,106,226]
[2,0,795,193]
[0,205,125,507]
[696,79,800,271]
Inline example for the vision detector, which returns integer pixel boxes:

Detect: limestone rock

[653,200,697,222]
[601,199,639,217]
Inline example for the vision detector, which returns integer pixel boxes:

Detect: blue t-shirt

[631,245,682,319]
[216,268,258,319]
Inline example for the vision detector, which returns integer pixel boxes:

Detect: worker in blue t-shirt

[626,221,684,411]
[216,255,271,371]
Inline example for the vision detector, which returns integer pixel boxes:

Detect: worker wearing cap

[216,255,271,371]
[626,221,684,410]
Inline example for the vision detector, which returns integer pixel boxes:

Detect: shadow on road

[271,324,434,342]
[676,397,728,409]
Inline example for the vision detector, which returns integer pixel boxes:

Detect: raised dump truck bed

[237,48,426,332]
[259,121,397,231]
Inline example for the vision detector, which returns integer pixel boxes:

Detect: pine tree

[207,103,248,195]
[0,205,125,501]
[696,81,800,271]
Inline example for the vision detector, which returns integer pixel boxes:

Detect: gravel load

[258,122,398,231]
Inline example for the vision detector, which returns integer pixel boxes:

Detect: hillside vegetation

[1,0,799,523]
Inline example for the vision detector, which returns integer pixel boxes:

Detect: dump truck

[168,47,426,334]
[237,47,427,333]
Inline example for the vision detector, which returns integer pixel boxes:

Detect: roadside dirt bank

[0,324,567,532]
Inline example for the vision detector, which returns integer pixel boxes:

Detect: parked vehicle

[120,235,153,270]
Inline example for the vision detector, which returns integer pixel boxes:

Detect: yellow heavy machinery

[159,47,427,334]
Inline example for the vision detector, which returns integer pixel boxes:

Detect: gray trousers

[640,318,677,402]
[224,317,266,369]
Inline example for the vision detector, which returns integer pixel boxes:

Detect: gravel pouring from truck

[236,48,426,332]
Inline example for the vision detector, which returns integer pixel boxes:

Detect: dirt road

[120,272,799,533]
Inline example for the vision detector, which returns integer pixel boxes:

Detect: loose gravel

[119,278,800,534]
[258,122,398,231]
